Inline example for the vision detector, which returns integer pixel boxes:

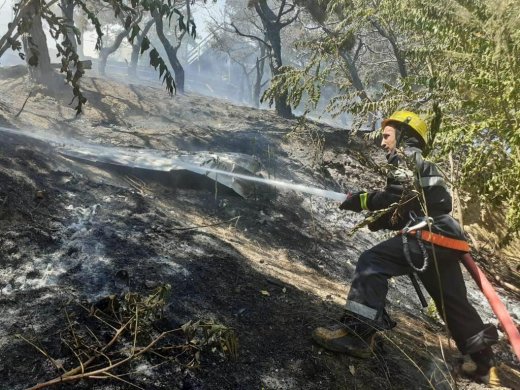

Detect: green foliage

[389,0,520,231]
[75,1,104,50]
[267,0,520,232]
[262,64,323,111]
[181,319,239,360]
[425,298,442,323]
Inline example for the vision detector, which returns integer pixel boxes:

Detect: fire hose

[461,253,520,362]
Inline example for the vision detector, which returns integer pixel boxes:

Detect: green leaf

[159,61,167,77]
[149,48,160,69]
[125,15,132,30]
[28,55,38,67]
[129,24,140,43]
[140,37,150,54]
[178,17,186,31]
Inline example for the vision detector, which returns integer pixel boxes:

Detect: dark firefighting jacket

[364,141,465,241]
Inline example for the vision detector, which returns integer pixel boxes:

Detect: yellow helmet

[381,111,428,144]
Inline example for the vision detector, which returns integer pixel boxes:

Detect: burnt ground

[0,66,519,390]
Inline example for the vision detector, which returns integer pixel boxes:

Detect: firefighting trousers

[346,235,495,353]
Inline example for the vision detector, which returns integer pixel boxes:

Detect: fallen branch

[22,289,237,389]
[25,329,175,390]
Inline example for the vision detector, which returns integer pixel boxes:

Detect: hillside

[0,66,518,390]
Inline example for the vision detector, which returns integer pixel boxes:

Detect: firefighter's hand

[339,191,364,212]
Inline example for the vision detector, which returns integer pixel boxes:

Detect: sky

[193,0,226,38]
[0,0,14,29]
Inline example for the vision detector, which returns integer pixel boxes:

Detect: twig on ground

[16,334,63,374]
[15,88,34,118]
[471,252,520,296]
[124,176,151,196]
[169,216,240,232]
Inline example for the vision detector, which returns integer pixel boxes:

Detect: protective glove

[339,191,367,212]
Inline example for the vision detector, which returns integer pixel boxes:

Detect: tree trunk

[60,0,77,52]
[273,88,292,118]
[253,44,266,108]
[152,10,185,93]
[254,1,293,118]
[23,0,53,84]
[338,48,369,100]
[77,27,85,59]
[236,62,251,104]
[392,44,407,78]
[266,28,292,117]
[170,53,185,93]
[98,28,129,75]
[128,19,155,77]
[318,25,370,102]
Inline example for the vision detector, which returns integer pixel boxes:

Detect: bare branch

[279,3,297,20]
[0,0,28,56]
[370,17,407,77]
[370,17,392,41]
[230,22,271,50]
[280,9,299,28]
[359,59,399,66]
[353,39,364,63]
[250,18,264,33]
[253,2,265,20]
[16,334,63,374]
[276,0,287,22]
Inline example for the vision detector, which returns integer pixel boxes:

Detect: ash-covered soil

[0,66,518,390]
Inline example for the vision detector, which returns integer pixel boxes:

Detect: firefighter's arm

[365,186,402,211]
[339,189,400,212]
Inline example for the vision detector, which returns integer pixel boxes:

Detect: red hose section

[461,253,520,362]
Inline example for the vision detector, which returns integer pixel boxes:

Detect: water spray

[180,163,348,202]
[0,126,347,202]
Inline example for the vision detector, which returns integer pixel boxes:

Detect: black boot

[460,325,501,386]
[312,318,377,358]
[460,347,502,386]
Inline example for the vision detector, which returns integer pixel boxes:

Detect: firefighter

[312,111,499,384]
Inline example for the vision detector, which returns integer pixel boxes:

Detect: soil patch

[0,66,518,389]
